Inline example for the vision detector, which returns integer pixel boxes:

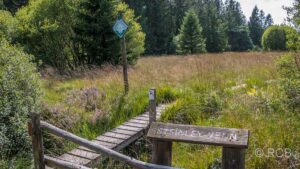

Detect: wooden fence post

[149,88,173,166]
[222,147,245,169]
[29,113,45,169]
[149,88,156,125]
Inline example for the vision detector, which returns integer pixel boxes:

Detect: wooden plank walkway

[46,104,168,168]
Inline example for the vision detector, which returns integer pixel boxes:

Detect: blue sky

[236,0,294,24]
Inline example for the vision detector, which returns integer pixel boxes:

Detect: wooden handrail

[44,155,91,169]
[40,121,180,169]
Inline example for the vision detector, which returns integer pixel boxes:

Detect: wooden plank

[103,132,132,140]
[92,139,118,148]
[58,153,91,165]
[128,119,149,124]
[67,148,100,160]
[95,135,124,144]
[147,122,249,148]
[124,122,148,128]
[114,129,145,151]
[117,125,144,132]
[45,155,91,169]
[110,128,137,136]
[134,116,150,121]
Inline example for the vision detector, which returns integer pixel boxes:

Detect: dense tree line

[126,0,274,54]
[2,0,298,70]
[1,0,145,71]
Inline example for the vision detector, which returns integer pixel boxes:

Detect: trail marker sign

[147,122,249,148]
[113,18,128,38]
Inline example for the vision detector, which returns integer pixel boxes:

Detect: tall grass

[41,52,298,169]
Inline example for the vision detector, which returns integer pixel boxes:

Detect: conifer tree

[200,0,227,52]
[74,0,118,65]
[176,9,206,54]
[248,6,273,47]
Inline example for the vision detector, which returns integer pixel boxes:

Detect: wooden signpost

[113,13,129,94]
[147,122,250,169]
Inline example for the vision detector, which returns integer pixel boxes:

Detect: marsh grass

[40,52,299,169]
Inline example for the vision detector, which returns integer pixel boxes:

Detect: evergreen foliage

[144,0,173,54]
[73,0,118,65]
[200,0,227,52]
[248,6,273,47]
[228,26,253,51]
[176,9,206,54]
[3,0,28,14]
[224,0,252,51]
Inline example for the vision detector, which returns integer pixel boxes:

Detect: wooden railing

[28,112,179,169]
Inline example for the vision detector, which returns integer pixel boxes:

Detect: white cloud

[235,0,294,24]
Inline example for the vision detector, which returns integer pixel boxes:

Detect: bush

[276,53,300,112]
[261,25,298,51]
[157,86,180,103]
[200,92,222,115]
[0,39,41,158]
[0,10,18,42]
[285,26,300,51]
[16,0,75,70]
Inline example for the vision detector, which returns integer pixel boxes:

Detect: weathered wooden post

[148,88,156,124]
[222,147,246,169]
[148,89,173,166]
[28,113,45,169]
[113,13,129,94]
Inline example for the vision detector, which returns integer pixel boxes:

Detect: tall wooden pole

[121,36,129,94]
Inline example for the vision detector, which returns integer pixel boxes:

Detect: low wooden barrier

[147,122,249,169]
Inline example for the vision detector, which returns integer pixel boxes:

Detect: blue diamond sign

[113,18,128,38]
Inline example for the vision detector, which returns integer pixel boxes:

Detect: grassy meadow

[41,52,299,169]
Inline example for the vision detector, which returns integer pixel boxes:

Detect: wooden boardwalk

[46,104,168,168]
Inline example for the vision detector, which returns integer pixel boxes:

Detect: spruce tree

[248,6,263,47]
[200,0,227,52]
[224,0,252,51]
[74,0,118,65]
[144,0,173,54]
[176,9,206,54]
[248,6,273,47]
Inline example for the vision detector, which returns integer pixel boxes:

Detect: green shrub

[161,98,199,124]
[16,0,75,70]
[0,39,41,158]
[200,92,222,115]
[157,86,180,103]
[262,25,287,51]
[285,26,300,51]
[262,25,298,51]
[276,53,300,112]
[0,10,18,42]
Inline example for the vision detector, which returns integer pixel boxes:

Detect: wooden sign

[147,122,249,148]
[149,89,155,101]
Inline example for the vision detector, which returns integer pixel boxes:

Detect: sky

[235,0,294,24]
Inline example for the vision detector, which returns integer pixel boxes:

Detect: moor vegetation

[0,0,300,169]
